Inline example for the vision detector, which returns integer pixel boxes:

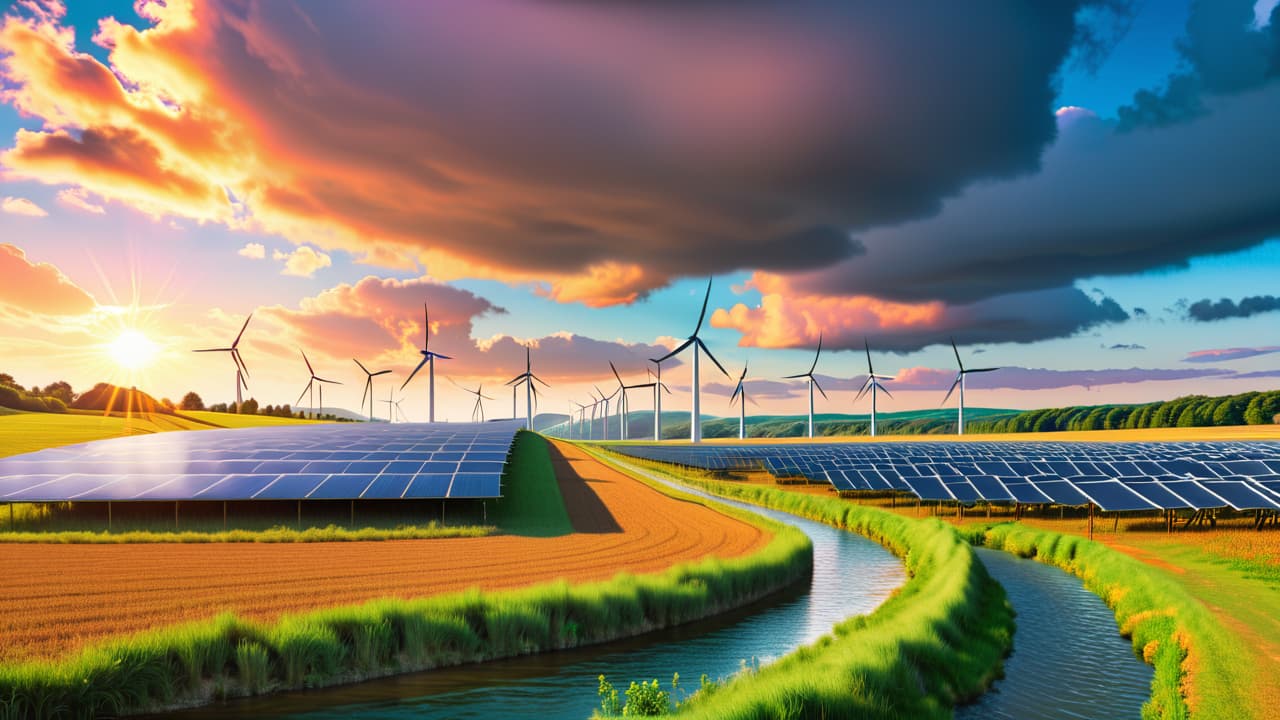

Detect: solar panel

[604,438,1280,511]
[0,421,521,502]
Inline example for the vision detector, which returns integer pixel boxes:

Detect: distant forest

[0,374,316,419]
[657,390,1280,439]
[965,390,1280,435]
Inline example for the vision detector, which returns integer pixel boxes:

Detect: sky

[1,0,1279,422]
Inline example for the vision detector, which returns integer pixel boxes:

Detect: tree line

[964,390,1280,434]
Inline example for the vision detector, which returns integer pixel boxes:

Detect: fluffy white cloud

[274,246,332,277]
[1,196,47,217]
[237,242,266,259]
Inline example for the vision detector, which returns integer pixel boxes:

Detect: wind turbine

[354,358,392,423]
[401,304,451,423]
[392,396,409,423]
[587,390,601,440]
[784,334,827,438]
[854,339,895,437]
[506,346,549,430]
[942,338,998,435]
[594,384,619,441]
[654,278,729,443]
[573,400,590,439]
[193,314,252,411]
[454,381,495,422]
[296,349,341,419]
[729,363,754,440]
[644,368,670,441]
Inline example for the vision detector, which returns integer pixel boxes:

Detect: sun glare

[108,329,159,370]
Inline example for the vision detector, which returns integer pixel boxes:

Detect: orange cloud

[55,187,104,213]
[273,246,331,277]
[711,272,945,348]
[0,243,96,315]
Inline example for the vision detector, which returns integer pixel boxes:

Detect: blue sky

[1,0,1278,420]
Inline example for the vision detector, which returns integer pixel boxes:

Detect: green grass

[591,449,1014,720]
[0,463,811,718]
[181,411,324,428]
[0,410,322,458]
[0,522,491,544]
[970,523,1256,720]
[489,431,573,537]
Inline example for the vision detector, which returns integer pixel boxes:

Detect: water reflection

[957,548,1152,720]
[157,477,904,719]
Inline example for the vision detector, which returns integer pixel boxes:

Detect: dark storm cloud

[0,0,1117,304]
[1117,0,1280,129]
[778,84,1280,306]
[1186,295,1280,321]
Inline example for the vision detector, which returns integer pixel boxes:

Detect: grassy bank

[970,522,1254,720]
[0,466,810,718]
[0,522,491,544]
[595,451,1014,720]
[489,431,573,537]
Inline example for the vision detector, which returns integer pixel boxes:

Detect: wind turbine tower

[193,314,252,411]
[296,349,341,419]
[854,339,895,437]
[354,358,392,423]
[654,278,729,443]
[942,338,999,435]
[784,334,827,438]
[402,304,451,423]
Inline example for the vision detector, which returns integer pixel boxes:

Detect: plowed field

[0,441,768,664]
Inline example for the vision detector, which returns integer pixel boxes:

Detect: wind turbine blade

[301,349,314,375]
[878,383,894,400]
[354,358,371,375]
[432,352,453,360]
[660,382,672,394]
[610,361,624,386]
[315,377,341,384]
[655,338,694,363]
[747,395,761,408]
[532,373,551,387]
[362,379,371,410]
[297,380,312,406]
[941,374,962,406]
[697,339,730,377]
[481,393,496,400]
[853,377,873,403]
[505,374,525,386]
[239,371,249,391]
[814,378,828,400]
[423,303,429,350]
[693,277,713,336]
[372,370,392,377]
[968,367,1000,373]
[782,373,808,379]
[233,349,250,378]
[738,364,748,382]
[864,337,873,374]
[232,314,252,348]
[878,374,897,381]
[525,346,531,373]
[730,383,742,404]
[808,333,822,375]
[401,356,430,389]
[950,337,964,372]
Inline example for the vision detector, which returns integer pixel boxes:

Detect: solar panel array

[606,441,1280,512]
[0,420,524,503]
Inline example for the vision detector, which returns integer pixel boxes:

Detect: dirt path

[0,440,768,664]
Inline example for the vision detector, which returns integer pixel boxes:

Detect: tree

[40,381,75,404]
[180,392,205,411]
[1244,392,1280,425]
[0,373,14,388]
[240,397,259,415]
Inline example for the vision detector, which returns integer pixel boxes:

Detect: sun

[108,329,159,371]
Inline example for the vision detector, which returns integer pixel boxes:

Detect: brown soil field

[0,441,768,665]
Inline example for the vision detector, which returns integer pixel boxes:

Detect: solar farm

[605,440,1280,519]
[0,420,523,523]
